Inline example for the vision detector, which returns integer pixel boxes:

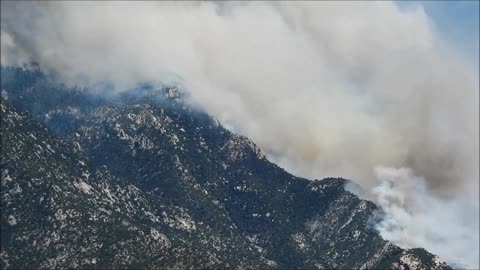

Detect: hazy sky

[398,0,479,67]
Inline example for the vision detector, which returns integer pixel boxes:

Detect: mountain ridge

[1,66,452,269]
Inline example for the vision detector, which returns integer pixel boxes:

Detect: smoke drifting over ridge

[1,1,478,267]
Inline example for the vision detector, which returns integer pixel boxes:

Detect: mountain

[1,66,452,269]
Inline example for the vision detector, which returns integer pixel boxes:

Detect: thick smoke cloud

[1,1,478,267]
[371,167,479,268]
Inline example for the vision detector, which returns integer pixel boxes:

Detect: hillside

[0,66,451,269]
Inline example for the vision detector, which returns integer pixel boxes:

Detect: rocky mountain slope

[1,66,452,269]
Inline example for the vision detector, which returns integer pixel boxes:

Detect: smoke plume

[1,1,478,267]
[371,167,479,268]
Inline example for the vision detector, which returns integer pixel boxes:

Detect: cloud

[1,1,478,267]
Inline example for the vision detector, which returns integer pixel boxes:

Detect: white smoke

[1,1,478,268]
[372,167,479,268]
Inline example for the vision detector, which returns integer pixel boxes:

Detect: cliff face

[1,66,451,269]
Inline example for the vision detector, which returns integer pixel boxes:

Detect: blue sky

[397,0,479,68]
